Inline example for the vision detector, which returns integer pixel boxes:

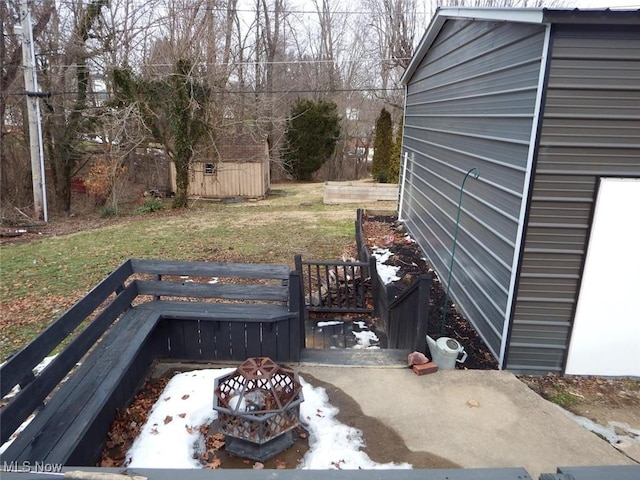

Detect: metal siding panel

[507,25,640,373]
[402,19,546,359]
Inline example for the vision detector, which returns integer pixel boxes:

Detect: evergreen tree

[372,108,393,183]
[282,99,341,181]
[389,117,403,184]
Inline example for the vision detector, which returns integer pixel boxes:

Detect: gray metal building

[399,8,640,375]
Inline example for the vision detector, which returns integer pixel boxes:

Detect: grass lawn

[0,182,397,360]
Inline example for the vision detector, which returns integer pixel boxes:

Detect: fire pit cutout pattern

[212,357,304,461]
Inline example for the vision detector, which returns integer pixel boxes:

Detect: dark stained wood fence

[386,274,433,353]
[0,259,303,467]
[294,254,378,316]
[355,208,433,353]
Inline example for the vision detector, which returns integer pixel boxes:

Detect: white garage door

[565,178,640,376]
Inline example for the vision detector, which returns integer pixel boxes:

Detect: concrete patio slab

[295,365,635,479]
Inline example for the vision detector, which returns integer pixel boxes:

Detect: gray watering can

[426,335,468,370]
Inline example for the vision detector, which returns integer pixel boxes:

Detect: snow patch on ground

[371,248,400,284]
[317,321,343,327]
[351,330,380,349]
[298,377,409,470]
[560,408,640,447]
[126,368,234,468]
[125,368,411,470]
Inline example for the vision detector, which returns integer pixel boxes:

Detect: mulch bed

[361,212,498,370]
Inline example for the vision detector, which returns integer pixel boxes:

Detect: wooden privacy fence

[385,274,433,353]
[0,259,303,466]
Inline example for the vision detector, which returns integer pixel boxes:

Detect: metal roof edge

[401,8,545,85]
[401,7,640,86]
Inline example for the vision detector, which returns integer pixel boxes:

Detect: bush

[99,206,120,218]
[372,108,393,183]
[133,198,165,215]
[282,98,341,181]
[373,170,390,183]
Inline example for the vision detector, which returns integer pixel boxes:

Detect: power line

[30,57,412,68]
[48,1,432,17]
[6,86,403,97]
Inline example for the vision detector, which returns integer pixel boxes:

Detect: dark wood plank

[215,321,232,360]
[199,321,218,359]
[229,322,246,361]
[135,280,289,302]
[0,260,133,398]
[182,320,202,360]
[276,319,291,361]
[261,323,278,359]
[0,283,137,445]
[245,323,262,358]
[137,301,296,322]
[130,259,290,280]
[151,318,171,359]
[167,320,186,359]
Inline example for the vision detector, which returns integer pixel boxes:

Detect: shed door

[565,178,640,376]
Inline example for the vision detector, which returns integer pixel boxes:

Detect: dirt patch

[519,374,640,434]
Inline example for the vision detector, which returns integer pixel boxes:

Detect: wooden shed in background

[170,134,270,199]
[399,7,640,376]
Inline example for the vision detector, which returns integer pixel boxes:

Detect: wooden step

[299,348,410,367]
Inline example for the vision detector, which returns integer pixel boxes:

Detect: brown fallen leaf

[164,415,173,424]
[178,413,186,418]
[185,425,195,434]
[182,394,190,400]
[150,427,159,435]
[205,456,222,469]
[207,434,225,451]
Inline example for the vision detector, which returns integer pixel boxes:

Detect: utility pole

[19,0,48,222]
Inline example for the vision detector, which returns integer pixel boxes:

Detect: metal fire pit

[212,357,304,461]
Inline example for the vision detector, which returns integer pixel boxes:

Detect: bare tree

[431,0,571,7]
[30,0,109,213]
